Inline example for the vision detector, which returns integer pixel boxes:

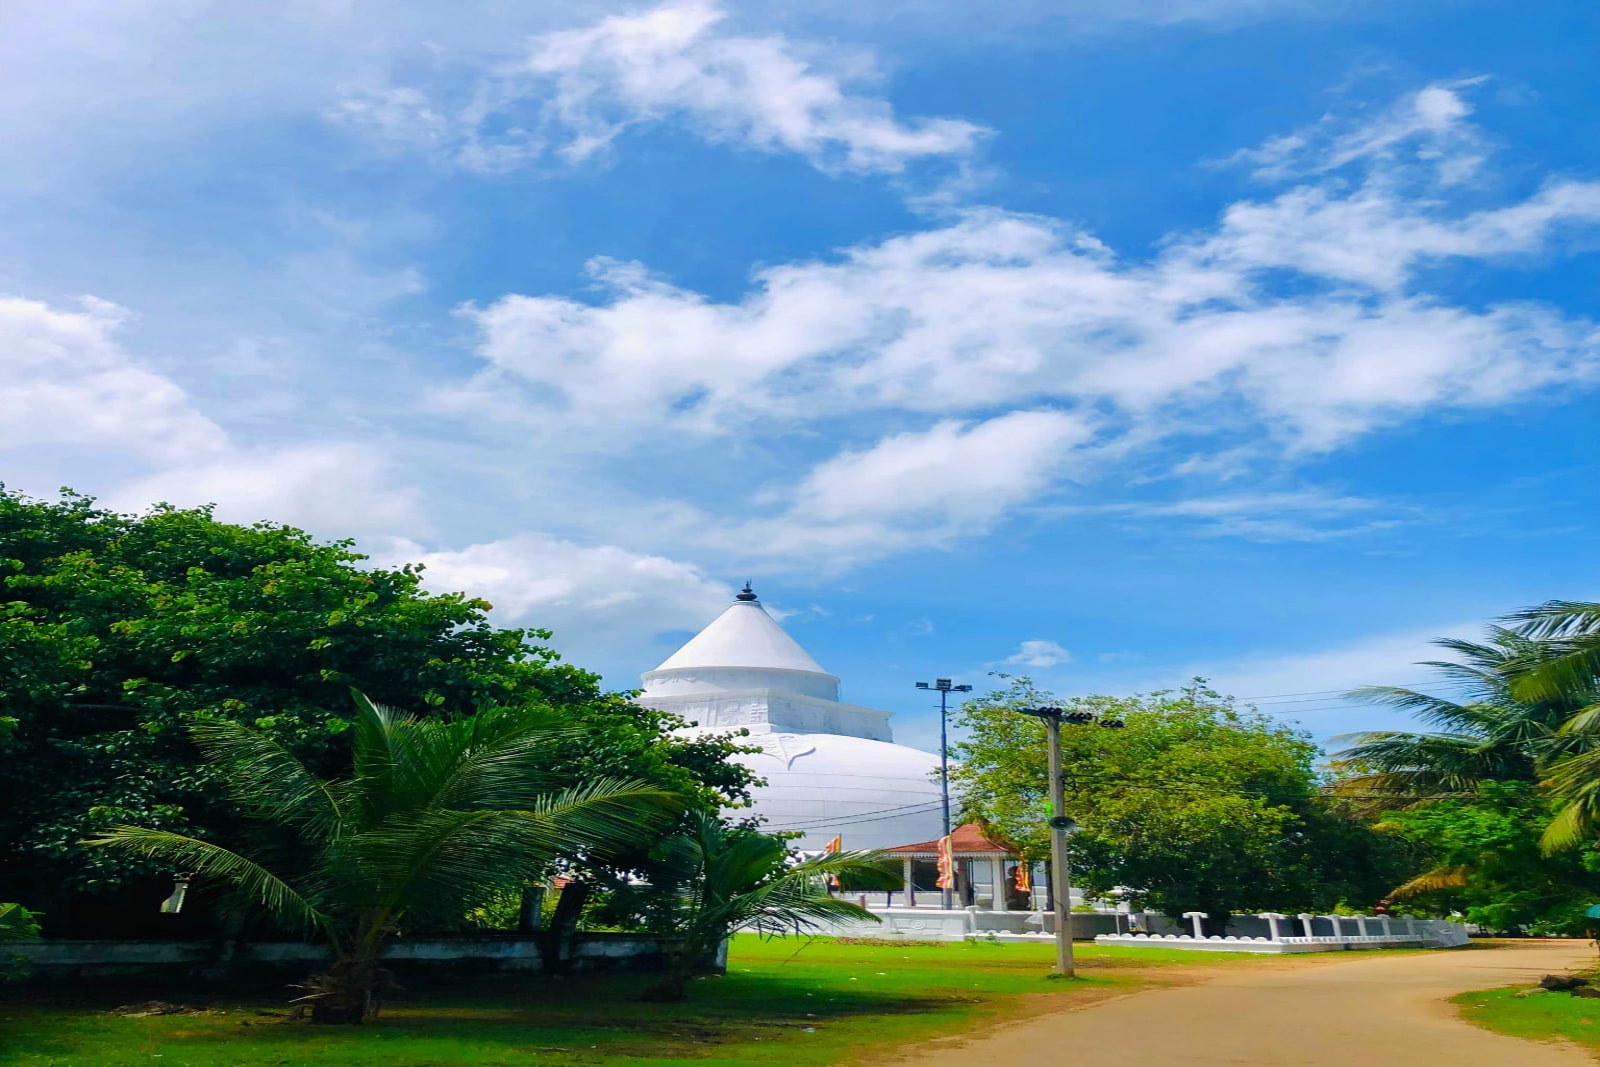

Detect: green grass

[0,938,1262,1067]
[1456,985,1600,1049]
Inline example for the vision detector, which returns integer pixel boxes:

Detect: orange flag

[1013,860,1032,893]
[825,835,843,888]
[935,834,955,890]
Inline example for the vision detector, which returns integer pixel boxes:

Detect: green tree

[0,487,752,932]
[1373,782,1600,934]
[952,677,1405,929]
[596,812,894,1002]
[91,693,678,1022]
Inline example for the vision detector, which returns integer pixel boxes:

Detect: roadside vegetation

[1330,604,1600,935]
[1456,982,1600,1053]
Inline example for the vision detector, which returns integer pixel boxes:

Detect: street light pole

[916,677,971,910]
[1016,706,1125,978]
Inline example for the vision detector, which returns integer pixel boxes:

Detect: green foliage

[596,812,895,1000]
[90,692,681,1020]
[1374,782,1600,934]
[0,901,41,981]
[1328,612,1600,930]
[952,676,1408,923]
[0,486,753,929]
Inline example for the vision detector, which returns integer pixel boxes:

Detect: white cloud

[1066,490,1395,541]
[444,82,1600,565]
[332,0,984,176]
[0,296,422,540]
[684,411,1094,567]
[383,533,734,663]
[522,1,984,172]
[793,411,1091,523]
[0,295,228,464]
[1006,639,1072,667]
[462,179,1600,451]
[1228,81,1491,184]
[110,443,423,540]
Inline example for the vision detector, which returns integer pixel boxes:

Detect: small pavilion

[885,822,1036,910]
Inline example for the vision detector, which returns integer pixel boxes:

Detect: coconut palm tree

[1330,628,1585,799]
[89,692,679,1022]
[608,812,896,1002]
[1500,601,1600,851]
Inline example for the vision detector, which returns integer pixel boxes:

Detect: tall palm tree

[1330,628,1584,799]
[1502,600,1600,851]
[607,812,896,1002]
[89,692,679,1022]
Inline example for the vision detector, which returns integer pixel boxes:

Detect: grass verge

[1455,985,1600,1051]
[0,937,1261,1067]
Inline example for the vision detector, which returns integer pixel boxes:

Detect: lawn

[0,937,1262,1067]
[1455,985,1600,1051]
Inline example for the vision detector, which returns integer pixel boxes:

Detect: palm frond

[86,827,333,940]
[352,779,679,919]
[187,717,344,837]
[1390,864,1470,898]
[1505,600,1600,640]
[1557,704,1600,737]
[1344,688,1488,732]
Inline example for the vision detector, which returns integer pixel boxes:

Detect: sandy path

[894,941,1596,1067]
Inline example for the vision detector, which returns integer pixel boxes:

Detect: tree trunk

[296,957,397,1024]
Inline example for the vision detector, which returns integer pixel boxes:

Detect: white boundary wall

[1095,917,1470,954]
[794,908,1471,949]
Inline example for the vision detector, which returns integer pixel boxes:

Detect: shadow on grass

[0,969,982,1066]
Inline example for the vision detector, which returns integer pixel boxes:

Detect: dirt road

[896,941,1595,1067]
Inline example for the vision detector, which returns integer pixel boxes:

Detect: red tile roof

[884,821,1020,855]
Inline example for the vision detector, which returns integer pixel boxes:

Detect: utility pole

[916,677,971,909]
[1016,706,1125,977]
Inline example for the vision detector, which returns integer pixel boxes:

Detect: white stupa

[638,584,944,850]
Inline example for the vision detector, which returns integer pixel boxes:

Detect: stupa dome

[638,584,943,851]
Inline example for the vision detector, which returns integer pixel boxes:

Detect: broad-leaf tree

[1373,782,1600,935]
[0,487,753,934]
[91,692,679,1022]
[952,676,1407,929]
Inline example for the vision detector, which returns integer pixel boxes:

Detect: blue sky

[3,0,1597,753]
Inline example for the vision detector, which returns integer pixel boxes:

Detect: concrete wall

[14,933,676,984]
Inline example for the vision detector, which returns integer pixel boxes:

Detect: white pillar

[1377,916,1392,938]
[991,856,1009,912]
[1297,913,1315,938]
[1183,911,1208,938]
[1327,915,1342,939]
[1258,913,1287,941]
[903,857,915,907]
[1403,917,1416,937]
[1354,915,1369,937]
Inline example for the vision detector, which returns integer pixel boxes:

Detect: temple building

[636,585,945,851]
